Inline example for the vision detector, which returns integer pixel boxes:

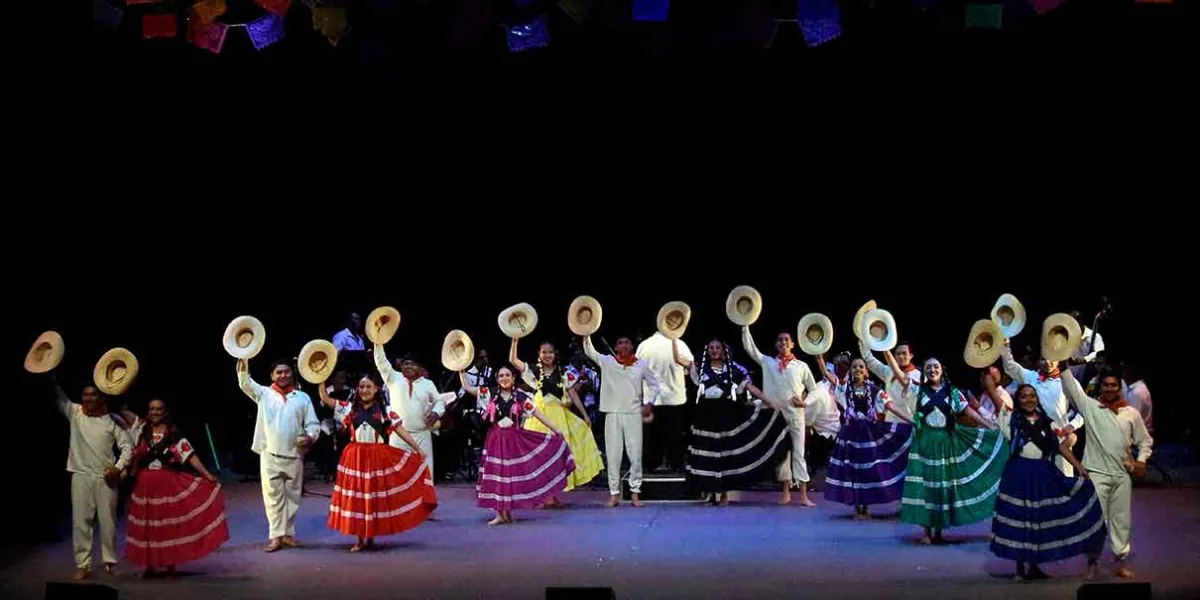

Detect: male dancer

[742,326,820,506]
[237,359,319,552]
[583,334,661,507]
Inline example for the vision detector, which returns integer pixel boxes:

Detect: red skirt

[327,442,437,538]
[125,469,229,568]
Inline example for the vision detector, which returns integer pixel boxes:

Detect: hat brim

[797,313,834,356]
[991,294,1027,338]
[93,348,139,396]
[861,309,897,352]
[366,306,401,345]
[442,330,475,372]
[298,339,339,384]
[1041,313,1082,362]
[568,296,604,336]
[964,319,1004,368]
[656,301,692,340]
[725,286,762,327]
[24,331,64,374]
[498,304,539,339]
[223,316,266,360]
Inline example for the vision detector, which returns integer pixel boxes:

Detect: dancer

[1062,369,1153,580]
[984,376,1106,582]
[54,382,134,580]
[740,326,820,506]
[125,398,229,578]
[817,354,913,519]
[859,339,921,424]
[236,358,320,552]
[459,365,573,525]
[511,338,603,508]
[898,357,1007,544]
[674,338,789,505]
[583,334,662,508]
[319,373,437,552]
[374,345,445,475]
[1001,341,1085,476]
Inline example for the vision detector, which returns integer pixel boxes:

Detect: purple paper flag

[246,13,286,50]
[798,0,841,47]
[632,0,669,22]
[93,0,124,29]
[506,15,550,52]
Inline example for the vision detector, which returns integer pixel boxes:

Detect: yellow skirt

[524,393,602,491]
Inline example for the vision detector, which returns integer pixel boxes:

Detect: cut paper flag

[192,0,228,24]
[93,0,124,29]
[247,13,287,50]
[965,4,1002,29]
[312,7,350,47]
[255,0,293,16]
[506,15,551,52]
[558,0,590,24]
[143,13,179,39]
[632,0,670,22]
[188,17,229,53]
[798,0,841,47]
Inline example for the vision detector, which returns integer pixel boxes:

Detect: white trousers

[1091,470,1133,560]
[395,429,434,476]
[775,407,810,486]
[71,474,118,569]
[604,412,644,495]
[260,453,304,539]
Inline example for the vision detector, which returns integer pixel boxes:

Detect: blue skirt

[990,456,1106,563]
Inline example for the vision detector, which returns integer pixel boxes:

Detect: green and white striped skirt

[899,425,1008,529]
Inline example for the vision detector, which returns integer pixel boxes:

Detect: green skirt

[899,425,1008,529]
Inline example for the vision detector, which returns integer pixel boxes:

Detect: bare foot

[1083,563,1098,581]
[487,515,507,526]
[1115,565,1134,579]
[104,563,119,576]
[631,494,644,508]
[264,539,283,553]
[71,569,90,581]
[605,495,620,508]
[778,494,792,505]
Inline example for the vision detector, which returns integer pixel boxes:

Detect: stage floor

[4,481,1200,599]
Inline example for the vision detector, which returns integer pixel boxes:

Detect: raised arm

[740,326,765,367]
[509,338,528,373]
[237,359,266,403]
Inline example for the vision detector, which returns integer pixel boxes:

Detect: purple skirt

[824,419,913,507]
[477,426,575,511]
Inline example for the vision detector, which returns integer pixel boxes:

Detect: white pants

[71,474,118,569]
[260,453,304,539]
[775,407,810,486]
[1091,470,1133,560]
[394,429,434,476]
[604,412,644,495]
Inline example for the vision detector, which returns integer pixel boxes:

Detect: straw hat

[568,296,603,336]
[223,316,266,359]
[498,303,538,339]
[442,330,475,372]
[860,309,897,352]
[725,286,762,327]
[366,306,401,344]
[852,300,877,341]
[298,339,338,384]
[991,293,1027,338]
[24,331,64,373]
[1041,313,1082,362]
[796,313,834,356]
[93,348,139,396]
[656,301,692,340]
[964,319,1004,368]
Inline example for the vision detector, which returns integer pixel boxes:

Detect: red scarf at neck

[271,382,295,397]
[1099,396,1128,415]
[776,352,795,372]
[614,353,638,367]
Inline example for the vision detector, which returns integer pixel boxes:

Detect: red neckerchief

[1099,396,1128,415]
[614,353,638,368]
[776,352,795,372]
[271,382,295,398]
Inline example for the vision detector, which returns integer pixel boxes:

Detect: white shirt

[1001,344,1084,433]
[1125,380,1153,434]
[237,369,320,458]
[373,344,447,446]
[741,327,820,416]
[332,328,365,352]
[807,381,842,439]
[1062,372,1153,477]
[584,336,661,414]
[56,387,133,476]
[859,339,922,423]
[636,333,693,407]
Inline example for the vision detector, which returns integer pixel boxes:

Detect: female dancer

[674,338,789,505]
[511,338,603,508]
[124,398,229,578]
[319,373,437,552]
[816,354,913,519]
[985,374,1106,582]
[460,365,574,525]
